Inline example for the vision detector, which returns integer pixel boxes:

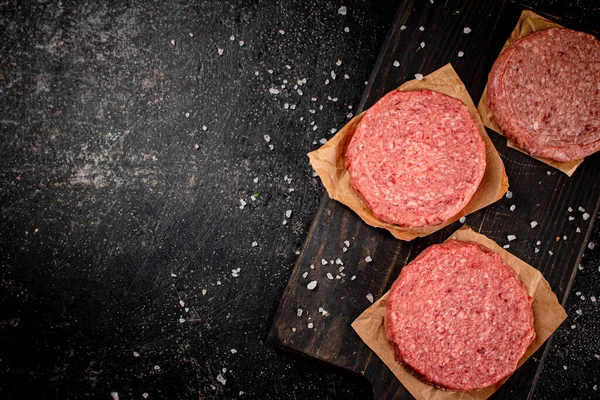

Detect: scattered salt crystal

[336,59,342,66]
[297,89,303,95]
[576,309,583,315]
[563,365,568,370]
[189,32,194,37]
[338,6,347,15]
[170,273,177,277]
[185,307,189,313]
[458,51,464,57]
[536,240,541,245]
[268,144,274,150]
[202,125,207,131]
[278,29,285,35]
[344,240,350,247]
[420,42,425,48]
[230,349,237,354]
[576,227,581,233]
[415,73,424,80]
[179,318,185,323]
[347,113,353,119]
[321,259,327,265]
[344,74,349,79]
[268,69,273,74]
[343,247,347,252]
[591,296,596,302]
[503,244,510,249]
[563,236,567,240]
[463,27,472,34]
[292,327,296,332]
[251,241,258,247]
[507,235,516,241]
[581,295,586,300]
[202,289,207,295]
[589,242,596,250]
[593,384,597,390]
[218,48,223,55]
[571,324,576,329]
[302,272,308,279]
[297,309,303,317]
[583,213,590,220]
[569,216,575,221]
[154,365,161,370]
[530,221,538,228]
[264,135,271,142]
[319,138,327,144]
[282,219,287,225]
[194,144,199,150]
[351,275,356,280]
[239,199,247,209]
[331,71,336,80]
[335,258,343,265]
[290,104,296,110]
[459,216,466,223]
[142,394,148,399]
[217,373,226,385]
[400,25,407,30]
[329,260,334,265]
[548,250,553,255]
[568,207,573,212]
[133,351,140,357]
[535,248,539,253]
[170,39,176,46]
[230,35,235,41]
[269,88,280,95]
[339,266,345,272]
[327,273,334,280]
[239,40,244,46]
[308,322,314,329]
[365,256,373,263]
[111,393,119,400]
[576,291,582,296]
[578,206,585,212]
[285,210,292,218]
[506,191,513,199]
[393,60,400,67]
[185,112,190,118]
[419,26,424,31]
[366,293,374,303]
[307,281,318,290]
[179,300,185,307]
[325,79,329,85]
[336,275,341,279]
[285,64,291,69]
[310,264,315,269]
[344,27,350,32]
[510,204,516,211]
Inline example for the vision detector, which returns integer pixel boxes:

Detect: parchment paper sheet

[476,10,582,176]
[308,64,508,241]
[351,226,567,400]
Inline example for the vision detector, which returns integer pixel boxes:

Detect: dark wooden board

[267,0,600,399]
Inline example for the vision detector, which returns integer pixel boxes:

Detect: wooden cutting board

[266,0,600,398]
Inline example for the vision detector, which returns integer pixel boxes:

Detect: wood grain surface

[267,1,600,398]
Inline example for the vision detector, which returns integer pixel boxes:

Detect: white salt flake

[591,296,596,302]
[202,125,207,131]
[548,250,553,255]
[547,171,552,175]
[575,309,583,315]
[297,309,303,317]
[419,26,424,31]
[170,273,177,277]
[217,373,226,385]
[336,59,342,66]
[170,39,176,46]
[536,240,541,245]
[282,219,287,225]
[278,29,285,35]
[583,212,590,220]
[202,289,207,295]
[285,210,292,218]
[463,27,472,34]
[344,74,349,79]
[319,138,327,144]
[339,266,345,272]
[415,73,424,81]
[327,273,334,280]
[331,71,336,80]
[185,112,190,118]
[571,324,576,329]
[239,199,247,209]
[507,235,516,241]
[589,242,596,250]
[336,275,341,279]
[563,365,568,370]
[239,40,244,46]
[230,35,235,41]
[393,60,400,67]
[530,221,538,228]
[335,258,343,265]
[510,204,516,211]
[351,275,356,280]
[269,88,280,95]
[194,143,199,150]
[267,69,273,74]
[568,207,573,212]
[179,318,185,323]
[576,227,581,233]
[264,134,271,142]
[133,351,140,357]
[569,216,575,221]
[578,206,585,212]
[230,348,237,354]
[458,51,464,57]
[459,216,466,224]
[310,264,315,269]
[503,244,510,249]
[111,393,119,400]
[321,259,327,265]
[308,322,314,329]
[189,32,194,37]
[154,365,161,370]
[365,256,373,263]
[179,300,185,307]
[218,48,224,55]
[400,25,407,30]
[420,42,425,48]
[344,27,350,32]
[302,272,308,279]
[338,6,347,15]
[506,191,513,199]
[142,394,148,399]
[366,293,374,303]
[251,241,258,247]
[564,236,568,240]
[343,247,347,252]
[297,89,303,95]
[344,240,350,247]
[307,281,318,290]
[535,248,539,253]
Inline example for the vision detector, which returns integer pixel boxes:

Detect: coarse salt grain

[133,351,140,357]
[285,210,292,218]
[308,322,314,328]
[458,51,464,57]
[415,73,424,80]
[366,293,374,303]
[583,213,590,220]
[459,216,466,223]
[217,373,226,385]
[335,258,343,265]
[506,191,513,199]
[576,309,583,315]
[535,248,539,253]
[278,29,285,35]
[419,26,425,31]
[269,88,280,95]
[503,244,510,249]
[577,227,581,233]
[568,207,573,212]
[420,42,425,48]
[365,256,372,263]
[338,6,347,15]
[589,242,596,250]
[321,259,327,265]
[578,206,585,212]
[507,235,516,241]
[218,48,223,55]
[336,59,342,66]
[351,275,356,280]
[319,138,327,144]
[307,281,317,290]
[549,250,553,255]
[170,39,176,46]
[463,27,472,34]
[344,240,350,247]
[202,289,207,295]
[343,247,347,252]
[530,221,538,228]
[297,309,303,317]
[569,216,575,221]
[230,349,237,354]
[327,273,334,280]
[251,241,258,247]
[331,71,336,80]
[510,205,516,211]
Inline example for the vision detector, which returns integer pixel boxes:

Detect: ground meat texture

[487,28,600,162]
[345,89,486,228]
[385,240,535,392]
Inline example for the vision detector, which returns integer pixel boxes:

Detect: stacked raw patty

[385,240,536,391]
[345,89,486,227]
[487,28,600,162]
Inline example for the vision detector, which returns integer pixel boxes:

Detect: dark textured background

[0,0,598,399]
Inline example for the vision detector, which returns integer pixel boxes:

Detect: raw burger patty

[487,28,600,162]
[345,89,486,227]
[385,240,535,391]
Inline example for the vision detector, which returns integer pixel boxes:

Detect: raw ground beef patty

[385,240,536,391]
[487,28,600,162]
[345,89,486,228]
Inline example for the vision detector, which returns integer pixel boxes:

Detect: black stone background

[0,0,598,399]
